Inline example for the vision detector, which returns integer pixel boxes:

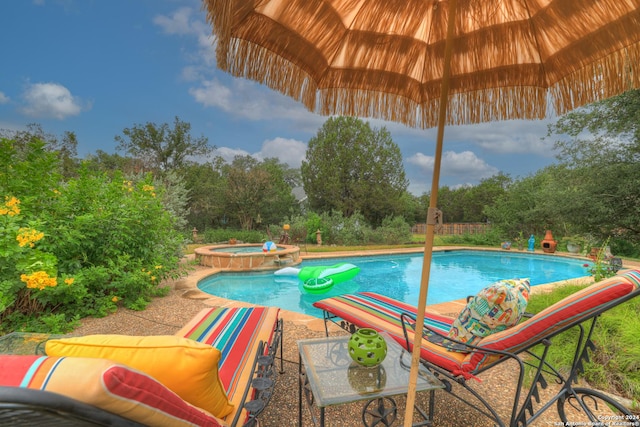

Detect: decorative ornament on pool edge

[262,241,277,252]
[348,328,387,367]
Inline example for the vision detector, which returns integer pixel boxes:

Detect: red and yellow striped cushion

[313,293,469,376]
[313,292,452,338]
[177,306,280,424]
[0,355,224,427]
[462,269,640,372]
[315,270,640,378]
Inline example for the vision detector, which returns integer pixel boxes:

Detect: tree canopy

[301,117,408,226]
[222,156,297,230]
[545,89,640,244]
[115,116,214,172]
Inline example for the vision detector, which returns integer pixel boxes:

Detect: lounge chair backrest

[176,306,280,425]
[461,269,640,372]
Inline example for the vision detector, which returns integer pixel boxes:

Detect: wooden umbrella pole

[403,0,458,425]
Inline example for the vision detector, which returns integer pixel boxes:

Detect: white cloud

[190,77,319,125]
[189,79,234,111]
[214,138,307,168]
[180,65,202,82]
[214,146,251,163]
[447,120,555,156]
[153,7,202,36]
[154,7,216,65]
[0,92,9,104]
[408,150,499,181]
[20,82,88,119]
[255,138,307,168]
[158,6,324,131]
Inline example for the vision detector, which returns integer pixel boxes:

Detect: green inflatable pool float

[275,262,360,294]
[297,263,360,284]
[302,277,335,294]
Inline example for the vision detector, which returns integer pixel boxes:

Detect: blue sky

[1,0,562,195]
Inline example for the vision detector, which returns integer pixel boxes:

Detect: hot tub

[195,243,301,271]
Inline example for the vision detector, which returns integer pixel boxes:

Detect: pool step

[273,255,294,265]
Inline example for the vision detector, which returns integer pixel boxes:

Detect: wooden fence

[412,223,491,236]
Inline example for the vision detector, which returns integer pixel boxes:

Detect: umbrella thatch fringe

[218,41,640,129]
[209,0,640,129]
[222,38,319,112]
[550,43,640,117]
[203,0,232,70]
[320,89,423,129]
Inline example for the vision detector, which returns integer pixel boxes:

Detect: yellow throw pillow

[45,335,233,418]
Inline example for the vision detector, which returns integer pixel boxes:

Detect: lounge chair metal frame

[319,283,640,427]
[236,317,284,427]
[0,386,145,426]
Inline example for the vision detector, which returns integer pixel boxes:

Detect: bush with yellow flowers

[0,195,85,333]
[0,138,190,334]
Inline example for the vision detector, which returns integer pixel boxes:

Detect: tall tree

[83,150,139,175]
[547,90,640,243]
[222,156,297,230]
[181,158,227,231]
[464,174,511,222]
[301,117,408,226]
[0,123,79,177]
[436,186,467,223]
[115,116,214,173]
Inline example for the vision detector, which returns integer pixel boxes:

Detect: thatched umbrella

[201,0,640,424]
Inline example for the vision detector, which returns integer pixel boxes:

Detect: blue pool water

[197,250,590,318]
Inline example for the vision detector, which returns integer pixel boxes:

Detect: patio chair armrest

[400,311,474,352]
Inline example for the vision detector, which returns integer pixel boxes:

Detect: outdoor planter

[566,243,582,254]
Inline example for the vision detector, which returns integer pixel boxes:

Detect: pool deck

[179,246,640,332]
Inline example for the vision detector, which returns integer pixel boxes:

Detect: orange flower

[20,271,57,290]
[16,227,45,248]
[0,196,20,216]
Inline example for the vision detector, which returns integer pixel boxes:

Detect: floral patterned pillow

[446,278,531,351]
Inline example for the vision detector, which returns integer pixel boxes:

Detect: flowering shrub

[0,138,189,334]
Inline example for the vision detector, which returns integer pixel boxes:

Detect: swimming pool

[197,250,590,318]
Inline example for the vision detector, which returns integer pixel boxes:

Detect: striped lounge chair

[177,305,283,427]
[314,269,640,427]
[0,305,282,427]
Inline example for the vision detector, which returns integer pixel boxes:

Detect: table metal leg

[299,353,323,426]
[298,357,302,426]
[362,397,398,427]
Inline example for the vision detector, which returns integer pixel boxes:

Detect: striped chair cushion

[315,269,640,379]
[313,292,470,377]
[462,269,640,372]
[0,355,224,427]
[177,306,280,424]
